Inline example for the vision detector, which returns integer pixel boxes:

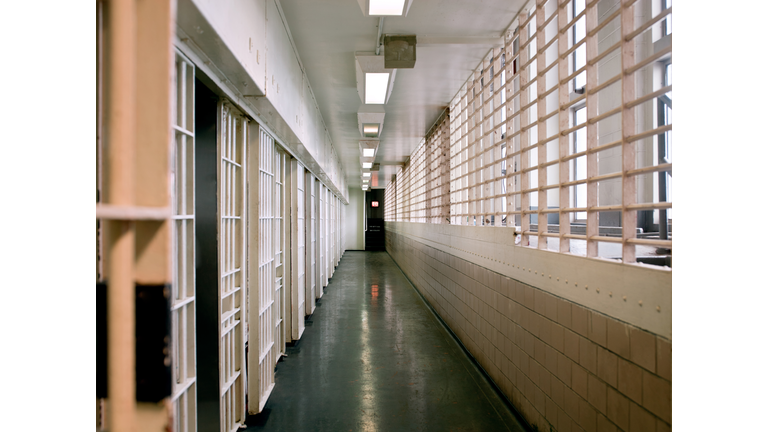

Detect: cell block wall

[386,227,671,432]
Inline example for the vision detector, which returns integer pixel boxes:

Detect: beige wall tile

[572,304,590,337]
[606,318,630,359]
[588,373,608,415]
[535,338,547,366]
[597,346,619,388]
[630,327,656,373]
[541,368,552,398]
[558,298,573,328]
[546,396,559,429]
[564,386,581,421]
[597,413,618,432]
[558,352,573,386]
[656,337,671,381]
[656,418,671,432]
[606,386,630,431]
[559,406,574,432]
[579,397,597,432]
[618,358,643,404]
[572,363,589,399]
[546,292,559,321]
[546,345,558,374]
[551,321,565,353]
[629,401,655,432]
[539,315,552,345]
[552,375,565,407]
[524,285,535,310]
[579,336,598,375]
[642,371,671,424]
[590,311,608,347]
[564,328,581,362]
[535,289,548,316]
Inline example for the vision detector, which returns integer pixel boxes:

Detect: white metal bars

[426,113,451,224]
[274,147,287,362]
[253,127,277,413]
[385,180,396,222]
[421,0,671,262]
[171,50,197,432]
[409,140,428,222]
[291,161,306,341]
[306,174,317,314]
[217,101,247,432]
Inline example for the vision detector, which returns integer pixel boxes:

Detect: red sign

[371,201,379,208]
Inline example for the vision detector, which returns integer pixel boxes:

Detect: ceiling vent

[383,35,416,69]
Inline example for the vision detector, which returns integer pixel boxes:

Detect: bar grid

[218,101,247,432]
[170,50,197,432]
[387,0,672,264]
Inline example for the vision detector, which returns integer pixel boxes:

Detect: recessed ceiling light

[362,162,373,169]
[369,0,406,15]
[363,124,380,138]
[365,73,389,104]
[362,172,371,178]
[363,148,376,157]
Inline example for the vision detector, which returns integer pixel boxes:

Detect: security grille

[389,0,672,264]
[274,147,287,361]
[171,50,197,432]
[217,101,246,432]
[318,186,326,295]
[292,162,306,340]
[306,174,317,314]
[254,128,277,412]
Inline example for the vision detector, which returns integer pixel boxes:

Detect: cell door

[274,147,287,361]
[291,161,306,340]
[217,101,247,432]
[317,186,324,298]
[171,50,197,432]
[250,127,277,414]
[305,173,316,315]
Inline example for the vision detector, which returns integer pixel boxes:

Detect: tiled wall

[386,229,671,432]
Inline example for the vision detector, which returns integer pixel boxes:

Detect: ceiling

[279,0,527,190]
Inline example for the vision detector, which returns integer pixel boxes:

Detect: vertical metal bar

[558,0,571,253]
[621,0,637,263]
[519,11,531,244]
[585,0,599,258]
[107,0,137,430]
[536,1,547,248]
[656,98,669,240]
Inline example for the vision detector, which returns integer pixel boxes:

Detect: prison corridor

[244,251,529,432]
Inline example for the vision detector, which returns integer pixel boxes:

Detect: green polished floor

[245,251,528,432]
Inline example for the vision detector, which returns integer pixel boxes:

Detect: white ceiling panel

[278,0,527,189]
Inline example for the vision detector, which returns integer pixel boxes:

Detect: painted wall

[344,188,365,251]
[177,0,348,202]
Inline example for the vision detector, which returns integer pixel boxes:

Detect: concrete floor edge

[385,250,534,432]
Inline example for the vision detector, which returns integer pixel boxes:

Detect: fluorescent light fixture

[357,0,413,16]
[369,0,406,15]
[356,54,396,105]
[365,73,389,104]
[359,140,379,160]
[362,162,373,169]
[363,124,380,138]
[362,172,372,178]
[358,106,385,138]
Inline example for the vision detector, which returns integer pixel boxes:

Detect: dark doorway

[194,76,222,431]
[365,189,385,251]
